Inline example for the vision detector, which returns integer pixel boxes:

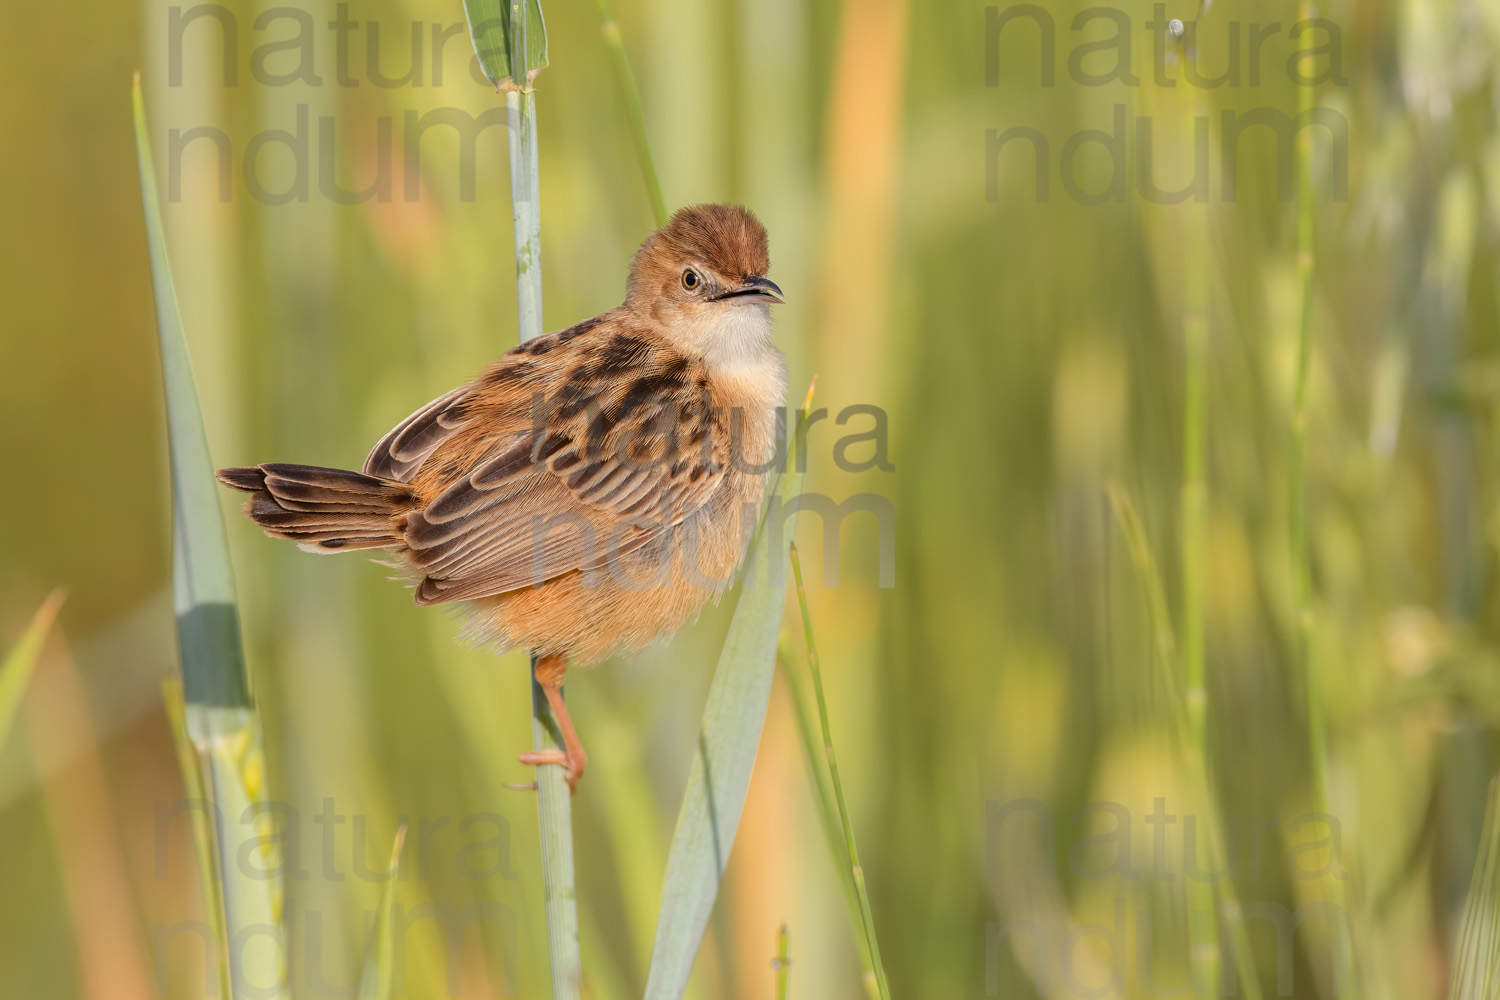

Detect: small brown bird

[218,204,786,791]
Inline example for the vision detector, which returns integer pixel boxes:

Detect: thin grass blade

[593,0,667,227]
[1105,480,1262,1000]
[788,544,890,1000]
[1450,776,1500,997]
[0,590,64,754]
[776,643,880,998]
[357,825,408,1000]
[132,74,251,716]
[774,924,789,1000]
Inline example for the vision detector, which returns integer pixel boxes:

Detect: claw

[518,750,569,766]
[517,744,588,794]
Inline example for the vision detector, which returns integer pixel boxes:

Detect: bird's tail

[216,464,418,553]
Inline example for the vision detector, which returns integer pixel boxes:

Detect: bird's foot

[517,746,588,794]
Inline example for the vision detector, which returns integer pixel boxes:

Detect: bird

[217,204,787,793]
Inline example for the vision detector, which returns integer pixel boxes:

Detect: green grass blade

[162,679,232,1000]
[1106,481,1262,1000]
[776,643,880,998]
[132,74,250,714]
[593,0,668,227]
[774,924,789,1000]
[135,74,286,1000]
[0,591,65,754]
[645,387,814,999]
[776,642,847,888]
[357,826,408,1000]
[460,0,548,90]
[205,726,287,999]
[1449,777,1500,998]
[1289,0,1329,818]
[788,544,890,1000]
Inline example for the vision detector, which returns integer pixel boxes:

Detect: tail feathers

[216,464,417,553]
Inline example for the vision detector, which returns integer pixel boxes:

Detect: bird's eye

[681,269,700,291]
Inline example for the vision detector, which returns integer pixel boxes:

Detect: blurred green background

[2,0,1496,996]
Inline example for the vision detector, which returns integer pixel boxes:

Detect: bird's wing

[363,385,475,482]
[402,322,730,604]
[362,315,614,482]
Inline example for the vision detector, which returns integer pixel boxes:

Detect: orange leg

[517,654,588,794]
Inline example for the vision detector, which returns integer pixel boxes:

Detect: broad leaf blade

[0,591,65,754]
[644,392,810,999]
[460,0,548,88]
[131,73,250,712]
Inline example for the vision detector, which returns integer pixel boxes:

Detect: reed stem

[491,6,580,991]
[507,88,544,339]
[530,659,581,998]
[504,75,582,1000]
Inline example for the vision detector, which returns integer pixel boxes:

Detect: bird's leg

[517,653,589,793]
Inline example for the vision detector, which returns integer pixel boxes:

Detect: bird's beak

[713,274,784,305]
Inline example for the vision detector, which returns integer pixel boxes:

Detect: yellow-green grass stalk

[0,590,64,754]
[1152,17,1255,995]
[1286,11,1368,994]
[592,0,668,227]
[773,924,789,1000]
[134,74,287,1000]
[1107,482,1263,1000]
[356,825,408,1000]
[1449,776,1500,996]
[645,385,815,999]
[776,642,880,999]
[1167,33,1220,996]
[457,0,578,995]
[1289,0,1328,816]
[788,543,890,1000]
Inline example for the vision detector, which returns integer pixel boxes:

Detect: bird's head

[625,205,783,360]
